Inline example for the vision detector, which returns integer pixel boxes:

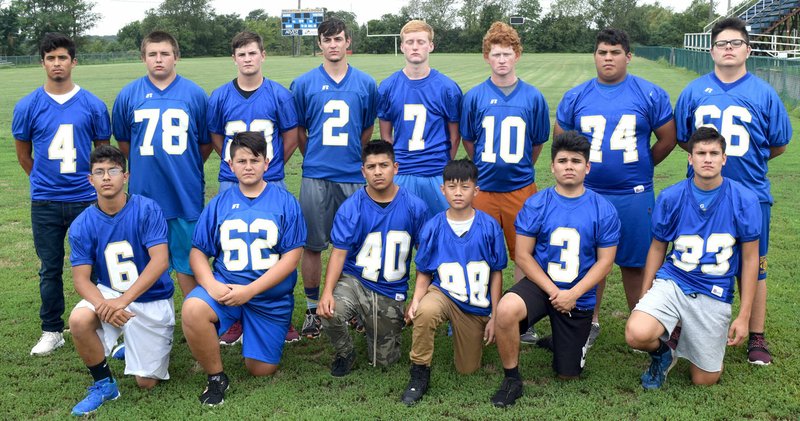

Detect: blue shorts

[218,179,287,195]
[186,286,289,364]
[758,203,770,281]
[167,218,196,275]
[394,174,447,219]
[602,191,655,268]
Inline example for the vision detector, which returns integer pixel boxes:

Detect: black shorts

[507,278,593,377]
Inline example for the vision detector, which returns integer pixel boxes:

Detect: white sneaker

[30,331,65,356]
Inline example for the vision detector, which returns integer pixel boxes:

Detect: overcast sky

[89,0,725,36]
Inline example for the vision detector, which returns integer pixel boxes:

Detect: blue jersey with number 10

[415,210,507,317]
[515,187,620,310]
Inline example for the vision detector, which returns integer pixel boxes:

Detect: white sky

[89,0,727,36]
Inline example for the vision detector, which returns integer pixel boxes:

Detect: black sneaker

[536,335,554,352]
[200,372,230,406]
[330,350,356,377]
[401,364,431,406]
[491,376,523,408]
[302,309,322,339]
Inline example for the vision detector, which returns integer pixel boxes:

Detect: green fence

[635,46,800,109]
[0,52,141,68]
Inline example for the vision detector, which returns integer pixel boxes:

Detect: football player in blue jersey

[401,159,506,405]
[208,31,301,345]
[317,140,428,377]
[13,33,111,357]
[491,131,619,408]
[377,20,462,219]
[674,17,792,365]
[626,127,760,389]
[182,131,306,406]
[67,145,174,416]
[112,30,211,298]
[291,18,379,340]
[555,28,677,349]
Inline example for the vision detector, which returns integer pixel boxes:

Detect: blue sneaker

[640,348,676,390]
[111,343,125,360]
[71,377,120,416]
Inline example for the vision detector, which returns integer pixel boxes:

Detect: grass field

[1,53,799,420]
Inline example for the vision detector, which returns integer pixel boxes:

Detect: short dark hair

[688,126,726,153]
[39,33,76,60]
[231,31,263,53]
[711,17,749,43]
[551,131,591,162]
[318,18,349,42]
[595,28,630,54]
[230,131,267,159]
[90,145,127,171]
[442,159,478,184]
[362,139,395,162]
[141,30,180,57]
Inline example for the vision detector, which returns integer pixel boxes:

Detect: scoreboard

[281,9,325,36]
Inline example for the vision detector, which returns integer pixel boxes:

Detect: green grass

[1,54,799,419]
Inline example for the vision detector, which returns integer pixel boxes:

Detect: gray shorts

[299,177,363,252]
[635,278,731,372]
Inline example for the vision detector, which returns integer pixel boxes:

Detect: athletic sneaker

[666,326,682,351]
[71,377,120,416]
[200,372,230,406]
[111,343,125,360]
[640,347,676,390]
[747,333,772,365]
[401,364,431,406]
[520,326,539,344]
[535,335,554,352]
[219,321,243,346]
[284,325,301,343]
[491,376,523,408]
[30,331,65,356]
[585,322,601,348]
[301,309,322,339]
[330,350,356,377]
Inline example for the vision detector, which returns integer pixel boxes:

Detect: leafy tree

[515,0,543,51]
[11,0,99,53]
[0,1,24,55]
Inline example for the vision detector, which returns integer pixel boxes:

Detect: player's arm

[189,247,231,301]
[200,140,214,162]
[515,234,560,297]
[361,125,375,147]
[641,238,669,298]
[553,122,565,137]
[317,247,348,319]
[551,246,616,313]
[72,264,135,328]
[115,243,169,307]
[282,127,300,162]
[484,270,503,345]
[379,120,393,143]
[297,126,308,156]
[462,138,475,159]
[650,119,677,166]
[448,122,461,159]
[117,140,130,158]
[532,144,544,165]
[93,140,110,148]
[219,247,303,306]
[14,140,33,175]
[405,271,432,323]
[729,239,759,346]
[769,145,786,160]
[210,133,225,158]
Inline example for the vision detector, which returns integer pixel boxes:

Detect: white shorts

[74,284,175,380]
[634,278,731,372]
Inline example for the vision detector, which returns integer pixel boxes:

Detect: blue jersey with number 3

[515,187,620,310]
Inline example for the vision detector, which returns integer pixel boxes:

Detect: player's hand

[484,318,496,345]
[727,315,749,346]
[96,298,130,323]
[208,282,233,302]
[549,290,576,314]
[108,309,135,328]
[317,293,336,319]
[219,284,255,306]
[404,299,420,324]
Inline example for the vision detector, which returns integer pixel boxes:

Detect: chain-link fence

[0,52,141,68]
[635,46,800,109]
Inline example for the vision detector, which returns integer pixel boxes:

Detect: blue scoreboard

[281,9,325,36]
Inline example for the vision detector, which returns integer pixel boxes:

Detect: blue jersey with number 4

[69,194,174,302]
[515,187,620,310]
[112,75,209,220]
[331,187,428,301]
[415,210,507,317]
[557,75,673,195]
[653,178,761,303]
[377,69,462,176]
[674,72,792,204]
[291,65,378,183]
[207,78,298,183]
[12,87,111,202]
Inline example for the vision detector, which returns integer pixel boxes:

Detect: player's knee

[246,360,278,377]
[135,376,159,390]
[180,298,212,330]
[495,298,524,328]
[691,368,721,386]
[455,360,480,375]
[68,308,96,336]
[624,319,655,350]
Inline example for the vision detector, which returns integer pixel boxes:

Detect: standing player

[491,132,619,408]
[626,127,760,389]
[112,30,211,297]
[182,132,306,406]
[317,140,428,376]
[67,145,174,416]
[377,20,462,219]
[13,33,111,356]
[674,17,792,365]
[207,31,300,345]
[291,18,378,339]
[555,28,676,348]
[401,159,506,406]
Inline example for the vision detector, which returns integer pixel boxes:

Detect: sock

[87,359,112,383]
[749,332,765,341]
[305,287,320,310]
[504,366,521,380]
[651,340,670,356]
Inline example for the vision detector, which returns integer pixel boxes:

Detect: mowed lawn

[0,53,799,420]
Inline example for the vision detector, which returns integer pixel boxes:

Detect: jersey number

[355,231,411,282]
[105,241,139,292]
[694,105,751,157]
[134,108,189,156]
[580,114,638,163]
[671,233,735,275]
[480,116,526,164]
[48,124,77,173]
[437,261,491,308]
[322,100,350,146]
[223,120,275,162]
[220,219,279,271]
[404,104,427,151]
[547,227,581,284]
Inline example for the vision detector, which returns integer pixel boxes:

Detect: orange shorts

[473,182,538,261]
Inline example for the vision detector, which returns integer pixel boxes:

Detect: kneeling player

[401,159,506,405]
[317,140,428,376]
[68,145,174,416]
[491,131,619,407]
[182,131,306,406]
[625,127,760,389]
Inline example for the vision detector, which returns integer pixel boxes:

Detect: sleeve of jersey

[444,82,463,122]
[206,90,225,135]
[488,219,508,271]
[651,190,678,242]
[91,99,112,141]
[289,79,308,128]
[597,201,621,248]
[11,99,31,141]
[362,79,379,130]
[735,192,763,243]
[140,200,169,249]
[276,195,307,253]
[766,91,792,147]
[191,199,219,257]
[555,92,577,131]
[194,91,210,144]
[111,92,131,142]
[413,201,431,244]
[530,92,551,145]
[673,89,693,143]
[376,79,392,121]
[413,221,436,274]
[649,86,674,130]
[514,198,543,238]
[330,202,358,251]
[276,87,300,133]
[459,94,475,142]
[68,215,94,267]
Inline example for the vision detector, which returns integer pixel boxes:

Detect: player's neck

[554,184,585,198]
[237,73,263,91]
[366,183,398,203]
[148,72,177,90]
[446,206,475,222]
[323,60,348,82]
[97,193,127,216]
[490,73,517,88]
[43,79,75,95]
[693,175,723,191]
[402,64,430,80]
[239,180,267,198]
[714,65,747,83]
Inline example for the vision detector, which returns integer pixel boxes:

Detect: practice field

[1,53,798,420]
